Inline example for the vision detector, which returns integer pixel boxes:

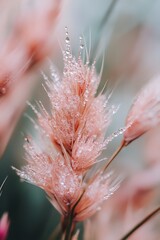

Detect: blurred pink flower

[0,213,10,240]
[0,0,62,96]
[0,0,62,157]
[124,76,160,145]
[145,126,160,165]
[83,170,160,240]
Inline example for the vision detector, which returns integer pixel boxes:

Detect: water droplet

[118,128,124,134]
[65,36,70,43]
[66,50,70,55]
[113,132,118,137]
[65,26,68,32]
[24,137,30,143]
[80,44,84,49]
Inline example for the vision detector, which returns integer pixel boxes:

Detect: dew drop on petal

[65,36,70,44]
[80,44,84,50]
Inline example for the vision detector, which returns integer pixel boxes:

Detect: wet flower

[14,32,117,232]
[37,33,114,173]
[124,76,160,145]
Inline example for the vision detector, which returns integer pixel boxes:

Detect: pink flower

[0,213,10,240]
[38,44,113,173]
[14,33,117,224]
[124,76,160,144]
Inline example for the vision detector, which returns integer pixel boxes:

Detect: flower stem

[64,214,75,240]
[120,206,160,240]
[83,140,125,188]
[100,0,118,28]
[103,139,125,173]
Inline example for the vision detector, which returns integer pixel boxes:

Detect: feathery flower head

[14,29,117,221]
[124,76,160,145]
[38,30,114,173]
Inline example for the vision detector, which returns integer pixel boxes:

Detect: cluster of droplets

[64,26,72,62]
[105,127,126,145]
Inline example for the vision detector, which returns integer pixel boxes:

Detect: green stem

[120,206,160,240]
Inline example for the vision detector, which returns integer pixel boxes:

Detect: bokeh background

[1,0,160,239]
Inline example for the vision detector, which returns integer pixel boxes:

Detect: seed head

[14,33,117,220]
[124,76,160,144]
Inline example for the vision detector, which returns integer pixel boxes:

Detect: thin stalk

[63,189,86,240]
[90,0,118,60]
[120,206,160,240]
[64,214,74,240]
[102,140,125,173]
[82,140,125,190]
[99,0,118,28]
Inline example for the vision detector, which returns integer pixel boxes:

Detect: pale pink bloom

[0,213,10,240]
[15,36,116,222]
[124,76,160,144]
[38,48,114,173]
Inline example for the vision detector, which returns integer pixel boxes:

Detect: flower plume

[124,76,160,144]
[14,31,118,226]
[38,33,113,172]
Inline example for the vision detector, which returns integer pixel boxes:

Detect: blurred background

[1,0,160,239]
